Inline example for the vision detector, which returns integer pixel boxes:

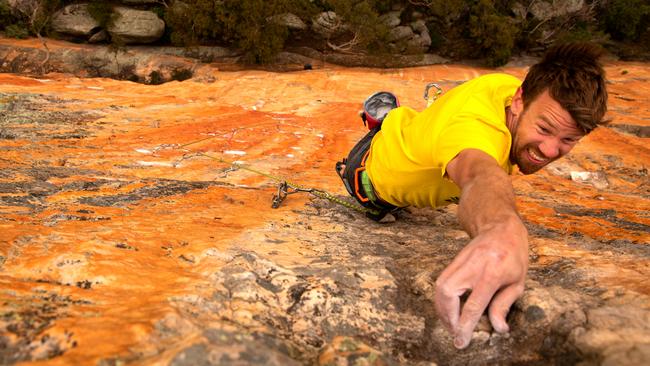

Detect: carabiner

[424,83,443,107]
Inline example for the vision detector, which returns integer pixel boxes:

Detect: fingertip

[494,322,510,333]
[489,313,510,333]
[453,335,469,349]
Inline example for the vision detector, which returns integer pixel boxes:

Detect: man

[336,42,608,349]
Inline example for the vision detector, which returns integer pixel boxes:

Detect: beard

[511,142,554,175]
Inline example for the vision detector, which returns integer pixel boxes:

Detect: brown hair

[521,42,608,133]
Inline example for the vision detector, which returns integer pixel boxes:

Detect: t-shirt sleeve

[434,115,510,177]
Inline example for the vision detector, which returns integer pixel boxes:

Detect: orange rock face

[0,43,648,365]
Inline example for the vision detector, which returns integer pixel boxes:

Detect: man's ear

[511,87,524,116]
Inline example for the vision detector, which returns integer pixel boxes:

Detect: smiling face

[508,88,585,174]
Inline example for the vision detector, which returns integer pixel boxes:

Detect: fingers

[454,280,500,349]
[434,252,474,333]
[434,280,462,333]
[488,282,524,333]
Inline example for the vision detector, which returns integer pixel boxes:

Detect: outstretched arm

[435,148,529,349]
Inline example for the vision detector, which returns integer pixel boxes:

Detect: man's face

[509,89,585,174]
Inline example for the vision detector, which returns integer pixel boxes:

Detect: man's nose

[539,139,561,159]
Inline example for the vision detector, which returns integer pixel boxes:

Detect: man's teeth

[528,148,546,162]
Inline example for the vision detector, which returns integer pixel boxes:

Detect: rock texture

[50,4,100,37]
[0,38,448,81]
[0,37,648,365]
[108,6,166,44]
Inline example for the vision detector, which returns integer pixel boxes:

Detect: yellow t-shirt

[366,73,520,208]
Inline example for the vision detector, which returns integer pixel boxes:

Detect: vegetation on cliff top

[0,0,649,66]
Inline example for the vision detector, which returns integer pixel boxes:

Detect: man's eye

[562,138,577,144]
[538,127,550,134]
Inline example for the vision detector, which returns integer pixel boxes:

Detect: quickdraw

[272,182,312,209]
[177,147,380,216]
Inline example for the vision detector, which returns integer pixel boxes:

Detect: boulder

[530,0,585,21]
[50,3,100,37]
[108,6,165,44]
[410,19,431,51]
[311,11,347,39]
[388,25,413,43]
[387,20,431,54]
[267,13,307,31]
[380,11,402,28]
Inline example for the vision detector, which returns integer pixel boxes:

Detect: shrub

[5,23,30,38]
[425,0,467,26]
[166,0,316,63]
[87,1,118,29]
[151,5,165,20]
[0,0,16,30]
[321,0,391,54]
[468,0,517,66]
[166,0,396,61]
[2,0,64,37]
[602,0,650,41]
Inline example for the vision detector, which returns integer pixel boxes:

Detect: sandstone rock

[411,19,428,36]
[380,11,402,28]
[88,29,108,44]
[530,0,585,21]
[512,283,587,331]
[108,6,165,44]
[388,26,414,43]
[317,336,397,366]
[567,304,650,364]
[570,171,609,189]
[199,252,425,357]
[312,11,348,39]
[601,344,650,366]
[587,305,650,330]
[268,13,307,31]
[50,4,100,37]
[545,160,584,179]
[387,20,431,54]
[170,336,301,366]
[410,20,432,51]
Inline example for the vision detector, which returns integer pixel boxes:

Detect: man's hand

[440,148,530,349]
[434,221,528,349]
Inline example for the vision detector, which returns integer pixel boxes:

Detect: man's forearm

[456,164,526,239]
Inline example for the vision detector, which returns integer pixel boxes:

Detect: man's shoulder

[473,73,521,84]
[460,73,522,92]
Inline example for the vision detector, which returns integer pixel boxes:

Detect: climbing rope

[177,140,380,216]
